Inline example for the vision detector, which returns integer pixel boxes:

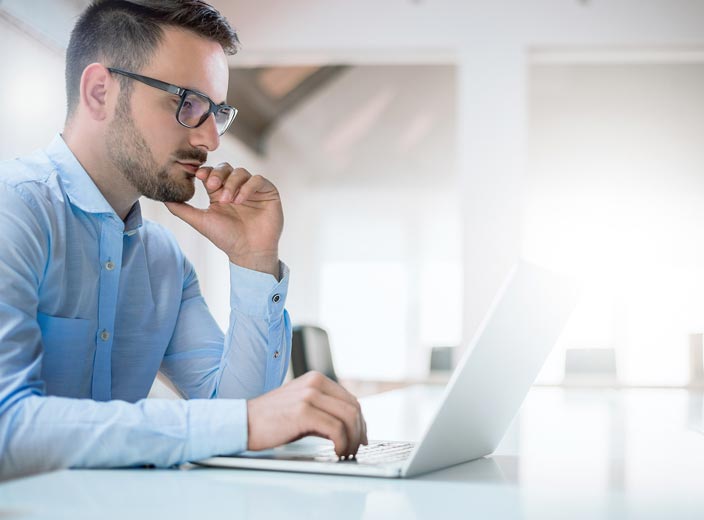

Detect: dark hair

[65,0,239,119]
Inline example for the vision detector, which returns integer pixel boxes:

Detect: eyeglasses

[107,67,237,136]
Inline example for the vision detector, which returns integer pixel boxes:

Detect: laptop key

[316,441,415,465]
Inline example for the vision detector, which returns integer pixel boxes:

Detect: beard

[106,94,206,203]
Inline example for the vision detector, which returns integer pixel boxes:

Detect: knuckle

[309,371,327,387]
[301,387,317,403]
[294,401,310,416]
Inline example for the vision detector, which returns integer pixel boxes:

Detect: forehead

[142,27,229,102]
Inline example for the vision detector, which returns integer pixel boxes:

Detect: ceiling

[227,64,347,154]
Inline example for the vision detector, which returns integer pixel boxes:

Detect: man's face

[106,27,230,202]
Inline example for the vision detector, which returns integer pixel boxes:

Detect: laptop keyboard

[320,441,415,465]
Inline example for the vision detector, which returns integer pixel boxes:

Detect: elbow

[0,396,67,481]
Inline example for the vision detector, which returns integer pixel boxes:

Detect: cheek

[133,107,182,164]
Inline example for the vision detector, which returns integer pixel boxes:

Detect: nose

[188,113,220,152]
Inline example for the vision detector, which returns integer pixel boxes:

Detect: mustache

[174,149,208,164]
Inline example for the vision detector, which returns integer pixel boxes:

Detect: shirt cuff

[229,261,290,318]
[186,398,248,460]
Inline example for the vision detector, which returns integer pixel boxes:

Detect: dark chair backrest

[291,325,338,382]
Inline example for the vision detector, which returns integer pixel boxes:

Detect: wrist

[228,251,279,279]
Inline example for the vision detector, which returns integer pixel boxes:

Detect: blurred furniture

[291,325,339,382]
[429,346,455,372]
[690,333,704,387]
[563,347,618,386]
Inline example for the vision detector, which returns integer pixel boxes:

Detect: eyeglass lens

[178,91,235,135]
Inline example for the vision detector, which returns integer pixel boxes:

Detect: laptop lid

[402,260,578,476]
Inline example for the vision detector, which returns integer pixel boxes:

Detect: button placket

[92,218,123,401]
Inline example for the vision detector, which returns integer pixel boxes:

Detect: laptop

[194,260,578,478]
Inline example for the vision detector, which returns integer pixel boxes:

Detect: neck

[63,124,139,221]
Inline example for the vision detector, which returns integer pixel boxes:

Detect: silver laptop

[194,260,577,478]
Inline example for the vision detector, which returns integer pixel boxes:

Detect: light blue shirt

[0,135,291,478]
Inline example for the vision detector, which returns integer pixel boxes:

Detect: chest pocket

[37,312,94,398]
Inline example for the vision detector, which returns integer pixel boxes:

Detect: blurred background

[2,0,704,389]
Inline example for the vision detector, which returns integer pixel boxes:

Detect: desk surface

[1,386,704,519]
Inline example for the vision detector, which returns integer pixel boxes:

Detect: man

[0,0,366,479]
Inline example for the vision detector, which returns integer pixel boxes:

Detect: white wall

[266,65,459,380]
[526,61,704,386]
[0,18,66,158]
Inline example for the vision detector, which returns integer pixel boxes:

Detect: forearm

[160,261,292,401]
[215,261,292,399]
[216,307,291,399]
[0,393,247,479]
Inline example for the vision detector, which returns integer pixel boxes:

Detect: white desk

[1,386,704,519]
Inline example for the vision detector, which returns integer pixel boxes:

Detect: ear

[79,63,114,121]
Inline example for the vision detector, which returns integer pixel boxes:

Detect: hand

[247,371,368,458]
[164,163,283,278]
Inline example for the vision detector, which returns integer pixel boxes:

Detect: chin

[149,179,195,203]
[169,186,196,203]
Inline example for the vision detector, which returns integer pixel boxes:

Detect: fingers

[232,175,276,204]
[195,163,277,205]
[301,388,364,456]
[163,201,205,232]
[196,163,245,196]
[220,169,252,203]
[298,404,350,458]
[295,372,367,455]
[298,371,361,416]
[246,371,367,458]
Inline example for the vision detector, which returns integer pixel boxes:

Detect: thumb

[164,201,205,232]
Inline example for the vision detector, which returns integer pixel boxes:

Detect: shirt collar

[46,134,144,235]
[123,200,143,236]
[46,134,114,215]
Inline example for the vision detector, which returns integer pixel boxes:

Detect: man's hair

[65,0,240,119]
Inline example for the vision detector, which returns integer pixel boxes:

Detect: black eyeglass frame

[107,67,237,136]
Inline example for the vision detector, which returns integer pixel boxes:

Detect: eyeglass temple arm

[107,67,183,96]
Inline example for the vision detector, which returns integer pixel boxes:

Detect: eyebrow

[181,85,227,106]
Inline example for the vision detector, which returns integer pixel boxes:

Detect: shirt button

[273,351,280,359]
[100,330,110,341]
[105,261,115,271]
[272,294,281,303]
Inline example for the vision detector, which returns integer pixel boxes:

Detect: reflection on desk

[0,386,703,519]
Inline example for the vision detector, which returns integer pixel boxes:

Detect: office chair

[291,325,339,382]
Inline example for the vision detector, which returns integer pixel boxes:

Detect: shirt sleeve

[0,183,249,479]
[159,254,292,401]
